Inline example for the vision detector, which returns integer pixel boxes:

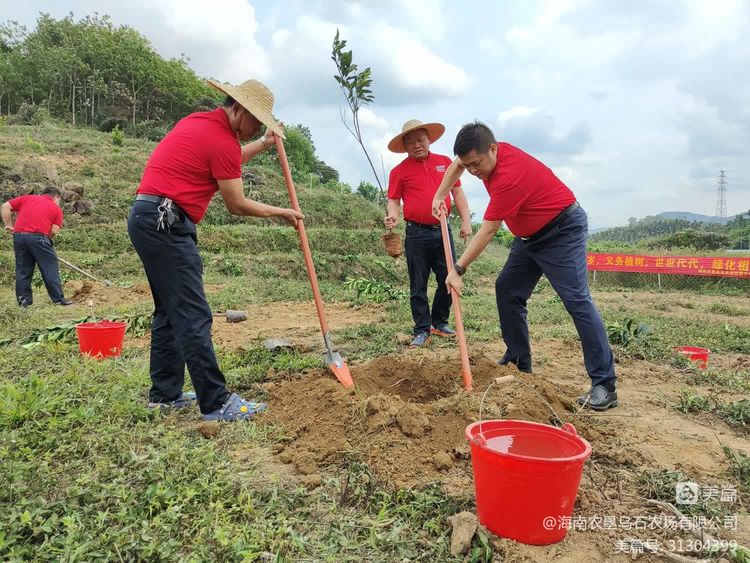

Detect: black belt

[406,221,441,230]
[135,194,187,217]
[521,201,580,243]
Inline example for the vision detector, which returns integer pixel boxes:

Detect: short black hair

[42,186,61,197]
[223,95,236,107]
[453,121,496,157]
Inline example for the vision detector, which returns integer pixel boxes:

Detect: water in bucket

[466,420,591,545]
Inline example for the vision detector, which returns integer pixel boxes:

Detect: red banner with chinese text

[587,253,750,278]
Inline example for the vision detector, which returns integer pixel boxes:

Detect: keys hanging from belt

[156,198,176,231]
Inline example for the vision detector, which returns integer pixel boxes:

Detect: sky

[4,0,750,228]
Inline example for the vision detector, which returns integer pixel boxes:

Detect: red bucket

[75,321,127,359]
[465,420,591,545]
[674,346,710,369]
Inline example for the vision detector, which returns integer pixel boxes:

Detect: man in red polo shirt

[432,121,617,410]
[128,78,303,421]
[2,186,72,307]
[385,119,471,347]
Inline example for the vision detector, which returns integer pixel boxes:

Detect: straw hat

[387,119,445,153]
[207,78,285,139]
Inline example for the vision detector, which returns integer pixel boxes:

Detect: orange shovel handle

[275,137,330,336]
[439,214,472,391]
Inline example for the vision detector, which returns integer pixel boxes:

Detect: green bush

[126,120,167,142]
[111,125,124,147]
[97,116,129,133]
[9,102,50,126]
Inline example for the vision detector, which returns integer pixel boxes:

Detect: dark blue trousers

[405,223,455,335]
[13,233,65,304]
[127,201,229,414]
[495,206,616,388]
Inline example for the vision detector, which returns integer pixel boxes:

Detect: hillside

[0,122,503,299]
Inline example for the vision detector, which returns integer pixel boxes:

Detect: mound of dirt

[66,280,151,307]
[265,352,581,493]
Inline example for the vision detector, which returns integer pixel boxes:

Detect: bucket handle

[476,375,565,444]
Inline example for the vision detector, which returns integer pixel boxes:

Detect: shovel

[58,256,114,287]
[438,213,472,391]
[275,136,354,388]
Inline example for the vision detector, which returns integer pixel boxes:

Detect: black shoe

[498,354,532,374]
[18,298,31,308]
[577,385,619,411]
[53,299,74,306]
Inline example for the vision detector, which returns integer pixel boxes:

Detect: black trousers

[404,223,455,335]
[127,200,229,414]
[13,233,65,304]
[495,205,616,388]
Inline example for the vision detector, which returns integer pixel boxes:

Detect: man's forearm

[1,203,12,227]
[434,158,465,203]
[240,139,271,163]
[455,220,502,269]
[386,199,400,219]
[231,198,284,218]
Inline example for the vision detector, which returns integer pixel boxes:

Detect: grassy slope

[1,123,749,561]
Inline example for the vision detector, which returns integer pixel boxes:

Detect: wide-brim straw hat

[387,119,445,153]
[207,78,285,139]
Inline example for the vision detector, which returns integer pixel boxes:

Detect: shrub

[9,102,50,126]
[111,126,124,147]
[98,116,129,133]
[126,120,167,142]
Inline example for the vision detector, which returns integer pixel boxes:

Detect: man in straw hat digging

[386,119,472,347]
[128,78,303,421]
[432,121,618,411]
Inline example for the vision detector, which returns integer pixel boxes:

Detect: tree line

[0,13,379,195]
[591,213,750,250]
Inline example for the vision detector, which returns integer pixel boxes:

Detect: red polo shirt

[388,152,460,225]
[8,194,63,235]
[483,142,576,237]
[137,108,241,223]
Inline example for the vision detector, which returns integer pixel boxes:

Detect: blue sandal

[147,391,197,410]
[203,393,267,421]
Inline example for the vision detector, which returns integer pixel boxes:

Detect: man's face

[53,196,61,206]
[232,104,262,142]
[403,129,430,160]
[458,144,498,180]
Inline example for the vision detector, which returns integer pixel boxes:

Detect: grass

[0,346,483,562]
[674,391,750,430]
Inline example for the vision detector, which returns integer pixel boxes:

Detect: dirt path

[210,301,385,349]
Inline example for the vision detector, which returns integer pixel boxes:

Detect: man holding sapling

[432,121,618,411]
[385,119,472,347]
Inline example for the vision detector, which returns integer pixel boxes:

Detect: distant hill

[655,211,734,224]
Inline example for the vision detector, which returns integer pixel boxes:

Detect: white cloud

[358,108,390,130]
[498,106,538,122]
[136,0,269,81]
[371,22,470,98]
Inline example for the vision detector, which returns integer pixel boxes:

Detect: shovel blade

[324,350,354,388]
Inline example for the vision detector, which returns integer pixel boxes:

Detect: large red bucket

[674,346,710,369]
[75,321,127,358]
[465,420,591,545]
